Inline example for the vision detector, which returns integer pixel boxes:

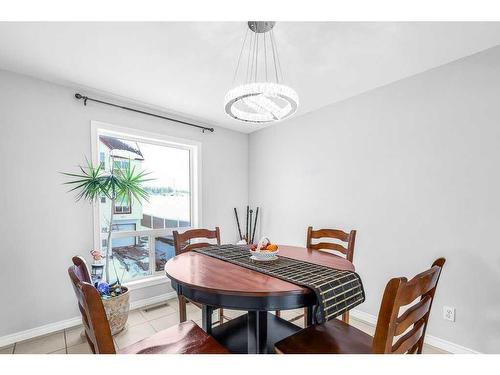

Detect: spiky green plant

[62,157,151,283]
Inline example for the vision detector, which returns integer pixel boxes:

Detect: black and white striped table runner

[193,244,365,324]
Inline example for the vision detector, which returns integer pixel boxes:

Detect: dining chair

[277,226,356,326]
[274,258,445,354]
[68,256,229,354]
[173,227,228,325]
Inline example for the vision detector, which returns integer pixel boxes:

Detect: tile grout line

[63,329,68,354]
[148,320,157,333]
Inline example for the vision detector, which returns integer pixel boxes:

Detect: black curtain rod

[74,93,215,133]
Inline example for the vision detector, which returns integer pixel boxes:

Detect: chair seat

[274,319,373,354]
[119,321,229,354]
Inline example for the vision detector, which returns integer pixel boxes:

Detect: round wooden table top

[165,245,355,297]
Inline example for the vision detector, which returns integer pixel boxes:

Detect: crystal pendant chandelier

[224,21,299,124]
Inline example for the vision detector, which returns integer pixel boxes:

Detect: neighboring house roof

[99,135,144,160]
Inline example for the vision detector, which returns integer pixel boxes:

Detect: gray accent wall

[249,46,500,353]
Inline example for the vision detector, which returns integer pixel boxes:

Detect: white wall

[249,46,500,353]
[0,69,248,337]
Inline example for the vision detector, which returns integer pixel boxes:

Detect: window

[113,159,130,170]
[114,193,131,214]
[99,152,106,169]
[92,122,200,285]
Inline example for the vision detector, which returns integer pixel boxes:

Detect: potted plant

[63,157,150,334]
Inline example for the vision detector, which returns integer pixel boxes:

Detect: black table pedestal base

[211,312,301,354]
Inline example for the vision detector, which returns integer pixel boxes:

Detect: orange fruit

[266,244,278,251]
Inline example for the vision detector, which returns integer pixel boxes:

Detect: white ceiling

[1,22,500,133]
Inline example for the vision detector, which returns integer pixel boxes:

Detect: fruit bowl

[249,237,279,261]
[249,248,279,261]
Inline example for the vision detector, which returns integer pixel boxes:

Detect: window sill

[124,275,171,291]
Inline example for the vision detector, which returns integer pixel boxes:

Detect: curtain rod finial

[75,93,88,105]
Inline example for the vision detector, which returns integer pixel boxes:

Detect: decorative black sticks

[251,207,259,244]
[246,206,250,242]
[249,209,254,243]
[234,205,260,244]
[234,207,243,240]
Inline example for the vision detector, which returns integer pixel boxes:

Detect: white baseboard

[350,309,378,325]
[0,291,178,349]
[0,316,82,349]
[350,309,480,354]
[423,335,480,355]
[130,291,178,310]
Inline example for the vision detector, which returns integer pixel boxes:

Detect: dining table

[165,244,355,354]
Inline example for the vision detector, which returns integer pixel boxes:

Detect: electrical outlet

[443,306,455,322]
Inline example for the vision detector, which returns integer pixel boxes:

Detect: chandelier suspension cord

[254,33,259,82]
[251,33,256,82]
[248,31,256,83]
[251,33,259,82]
[233,27,249,84]
[271,29,284,82]
[248,32,252,83]
[264,32,268,82]
[270,29,279,83]
[245,31,253,83]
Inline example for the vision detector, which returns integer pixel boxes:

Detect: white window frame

[90,120,202,289]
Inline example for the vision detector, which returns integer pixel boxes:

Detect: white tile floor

[0,297,447,354]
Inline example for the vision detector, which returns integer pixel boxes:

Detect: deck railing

[141,214,190,230]
[99,226,186,282]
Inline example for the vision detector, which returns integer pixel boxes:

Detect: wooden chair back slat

[397,268,441,306]
[395,295,432,335]
[372,258,445,354]
[309,242,349,255]
[308,228,350,242]
[391,319,426,354]
[68,257,116,354]
[306,226,356,262]
[180,242,216,253]
[173,227,221,256]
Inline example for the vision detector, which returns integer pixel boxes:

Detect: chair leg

[85,331,96,354]
[178,295,187,323]
[416,338,425,354]
[275,310,281,318]
[342,311,349,324]
[304,307,309,327]
[219,308,224,325]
